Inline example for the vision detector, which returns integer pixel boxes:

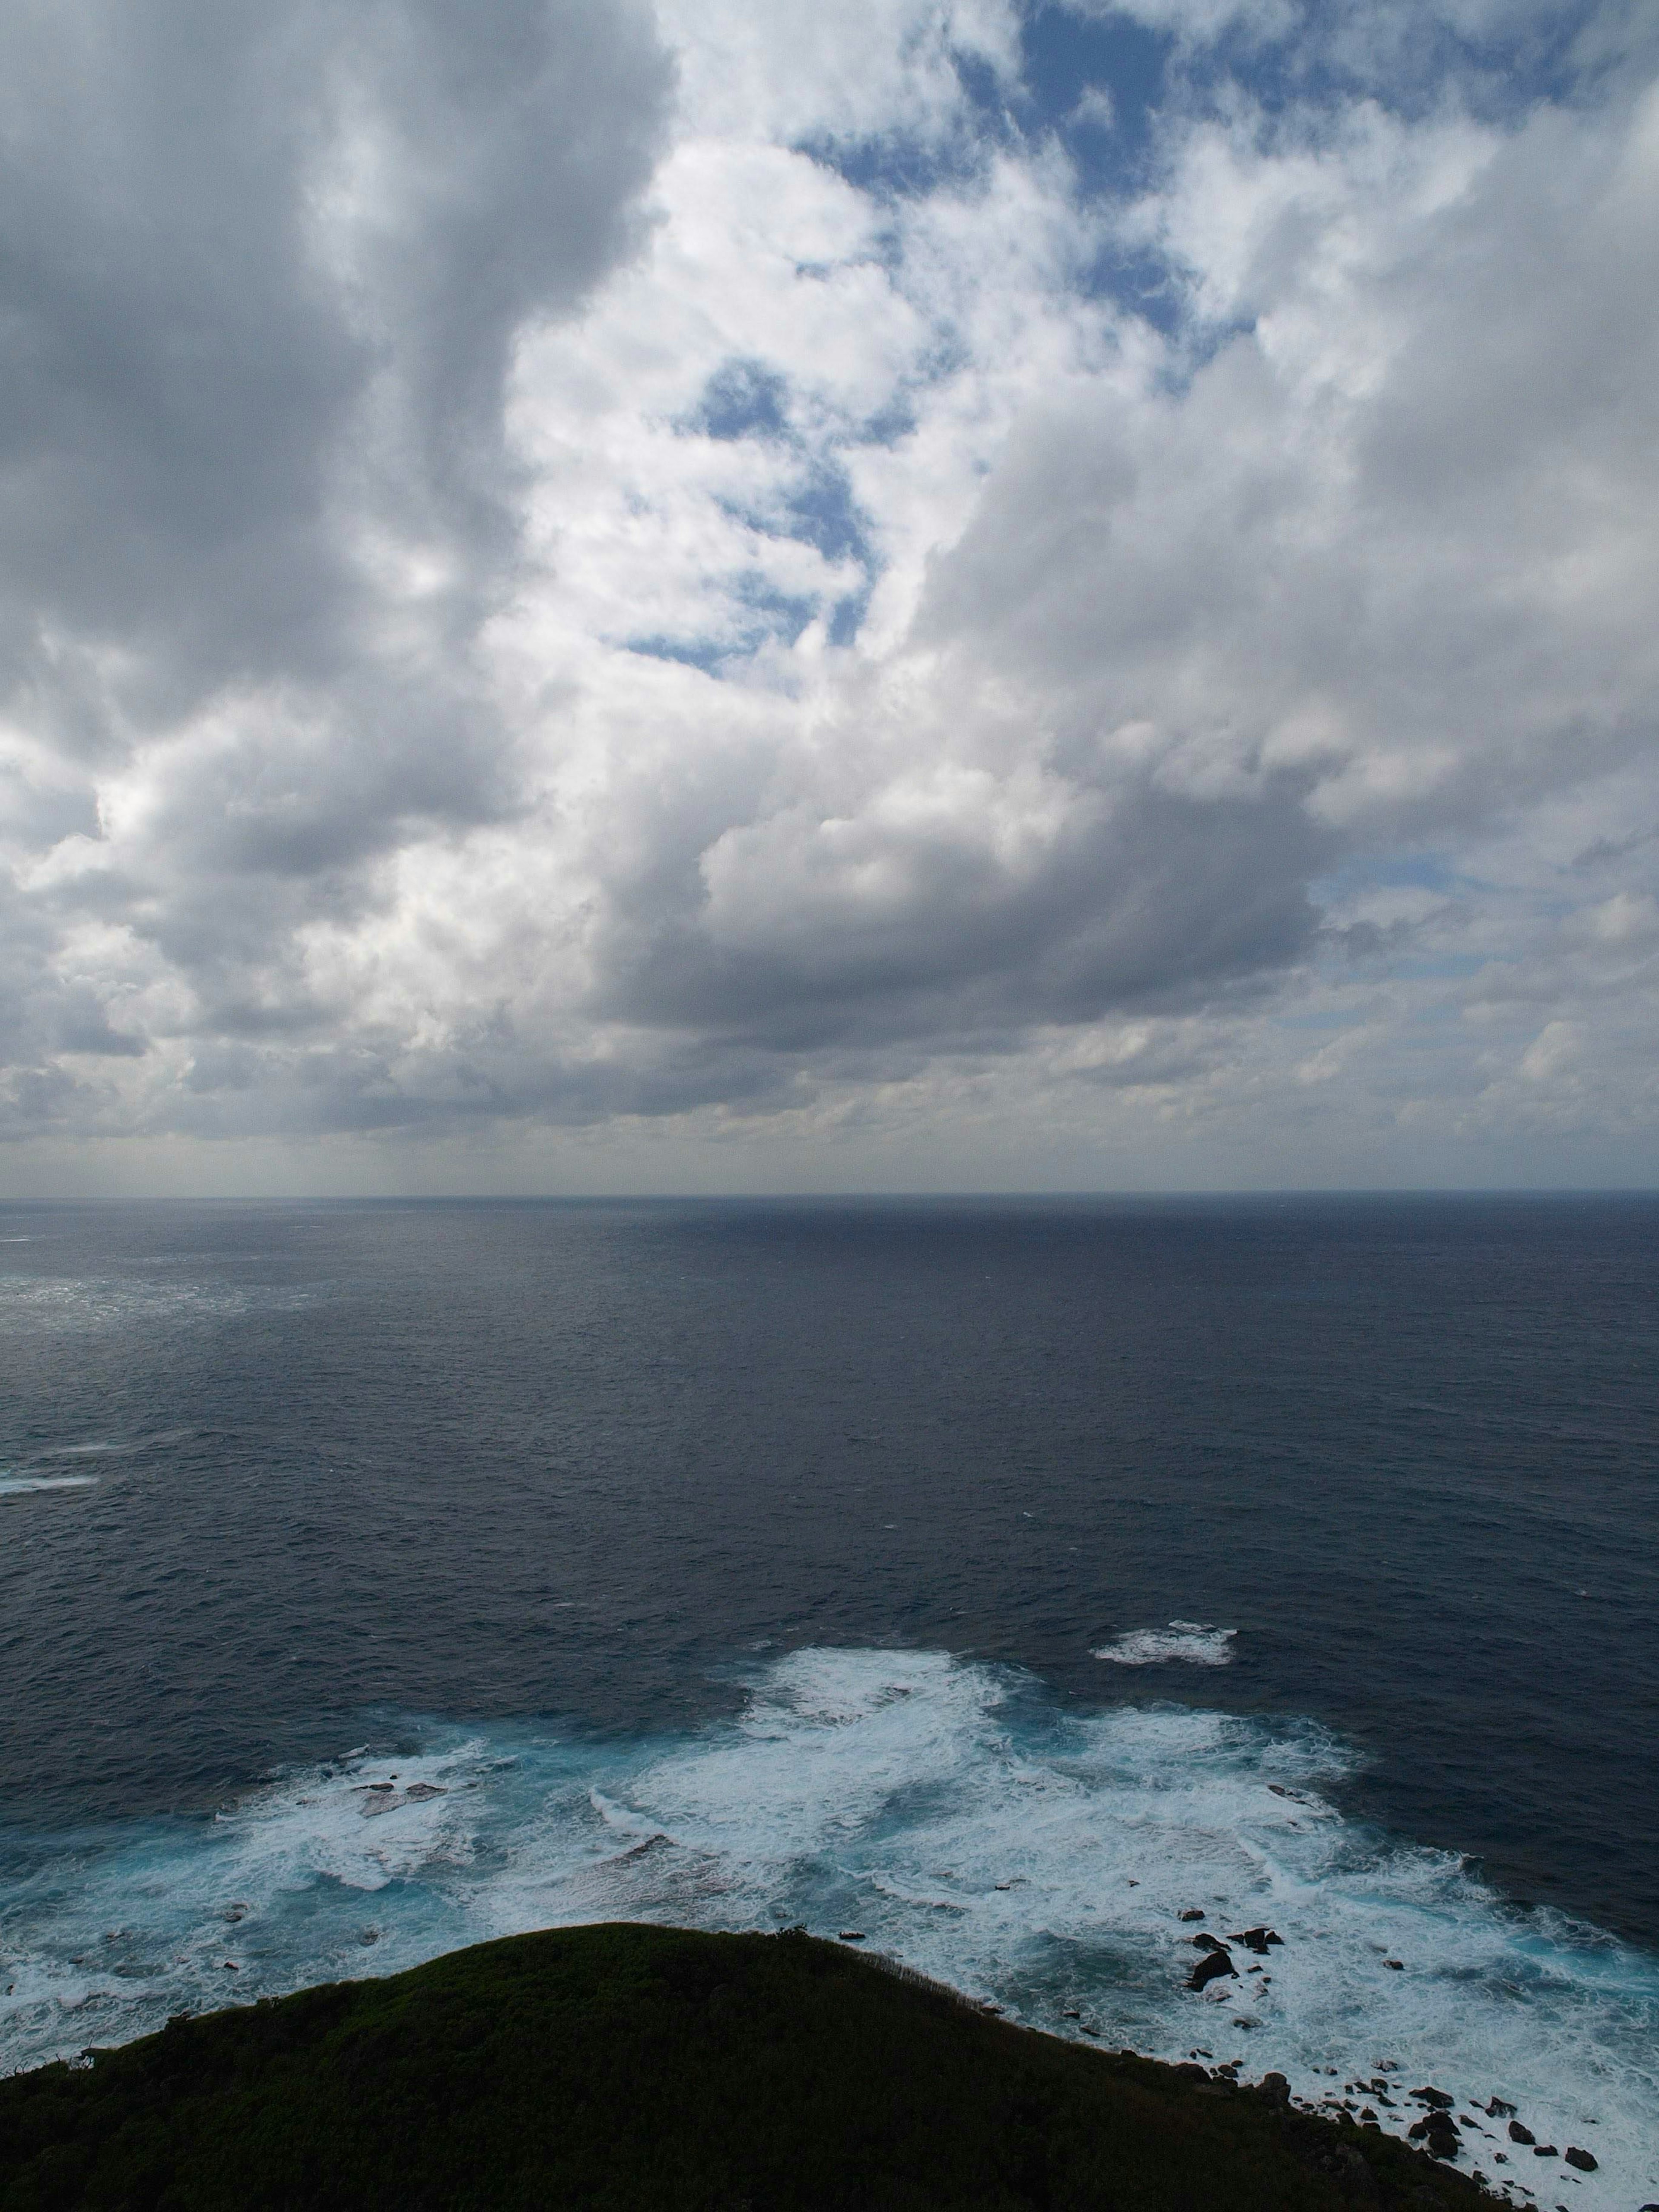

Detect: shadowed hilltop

[0,1923,1504,2209]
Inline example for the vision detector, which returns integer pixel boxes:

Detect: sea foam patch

[0,1475,99,1497]
[0,1649,1653,2202]
[1093,1622,1238,1667]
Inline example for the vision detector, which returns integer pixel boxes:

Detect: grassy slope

[0,1924,1496,2212]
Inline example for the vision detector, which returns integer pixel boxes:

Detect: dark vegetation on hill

[0,1924,1500,2211]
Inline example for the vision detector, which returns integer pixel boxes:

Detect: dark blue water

[2,1197,1656,2193]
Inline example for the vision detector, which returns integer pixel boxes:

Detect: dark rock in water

[1384,1959,1405,1970]
[1508,2120,1536,2145]
[1563,2147,1597,2172]
[1173,2063,1210,2082]
[403,1783,447,1802]
[1187,1949,1236,1991]
[1258,2072,1290,2104]
[1191,1933,1225,1953]
[1531,2145,1558,2158]
[1179,1909,1205,1922]
[836,1932,865,1942]
[1233,1927,1281,1955]
[1411,2087,1455,2110]
[1410,2110,1461,2143]
[1486,2097,1516,2117]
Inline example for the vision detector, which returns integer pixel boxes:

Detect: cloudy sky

[3,0,1657,1194]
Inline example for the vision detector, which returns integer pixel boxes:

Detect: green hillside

[0,1924,1496,2210]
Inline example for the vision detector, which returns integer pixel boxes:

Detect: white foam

[0,1475,99,1496]
[1093,1622,1238,1667]
[0,1651,1653,2203]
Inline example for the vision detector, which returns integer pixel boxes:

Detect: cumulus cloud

[2,0,1657,1184]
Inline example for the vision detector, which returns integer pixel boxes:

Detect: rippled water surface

[2,1197,1656,2198]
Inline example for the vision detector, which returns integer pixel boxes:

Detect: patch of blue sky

[710,485,871,585]
[623,579,822,677]
[797,118,995,206]
[827,584,874,649]
[855,393,920,450]
[686,354,900,503]
[673,353,886,644]
[730,575,821,647]
[620,634,731,676]
[686,358,791,444]
[1017,4,1171,193]
[795,30,1027,203]
[1017,0,1621,180]
[864,329,978,430]
[716,470,877,625]
[1076,238,1190,337]
[1171,0,1616,126]
[778,461,873,570]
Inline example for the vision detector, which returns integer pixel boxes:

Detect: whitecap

[0,1474,99,1496]
[1093,1621,1239,1667]
[0,1649,1653,2204]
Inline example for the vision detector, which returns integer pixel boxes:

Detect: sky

[2,0,1657,1196]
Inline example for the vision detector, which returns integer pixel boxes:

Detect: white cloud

[2,0,1658,1188]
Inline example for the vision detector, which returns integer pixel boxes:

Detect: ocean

[2,1195,1656,2200]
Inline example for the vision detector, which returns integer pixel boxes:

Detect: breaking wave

[0,1650,1653,2202]
[1093,1622,1238,1667]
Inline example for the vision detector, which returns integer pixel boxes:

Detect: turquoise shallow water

[3,1651,1656,2200]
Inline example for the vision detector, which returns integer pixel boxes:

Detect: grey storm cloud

[1,0,671,714]
[599,777,1327,1049]
[0,0,672,1114]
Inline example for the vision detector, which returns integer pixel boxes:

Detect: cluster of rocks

[1173,1910,1618,2194]
[1395,2085,1600,2177]
[1179,1912,1282,1992]
[1174,1911,1613,2193]
[352,1780,448,1818]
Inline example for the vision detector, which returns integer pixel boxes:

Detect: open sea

[2,1195,1656,2202]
